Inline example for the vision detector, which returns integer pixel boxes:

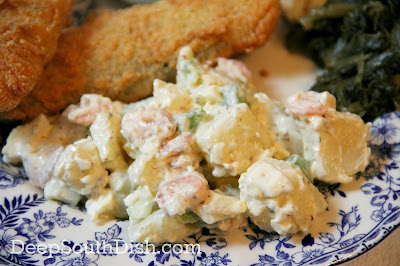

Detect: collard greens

[286,0,400,121]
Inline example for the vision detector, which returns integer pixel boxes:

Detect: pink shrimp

[23,146,64,189]
[156,172,210,216]
[121,106,176,148]
[288,91,331,117]
[160,132,201,169]
[66,94,113,126]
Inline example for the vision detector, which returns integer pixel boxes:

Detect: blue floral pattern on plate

[0,161,26,190]
[1,112,400,265]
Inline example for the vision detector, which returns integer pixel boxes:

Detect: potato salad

[2,47,370,244]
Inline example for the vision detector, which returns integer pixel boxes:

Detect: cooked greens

[285,0,400,121]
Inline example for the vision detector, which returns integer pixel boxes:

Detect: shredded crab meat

[121,106,176,148]
[156,172,210,216]
[66,94,112,126]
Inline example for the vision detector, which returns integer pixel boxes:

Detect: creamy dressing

[194,190,247,224]
[239,158,327,235]
[1,46,370,244]
[2,114,87,188]
[270,92,370,183]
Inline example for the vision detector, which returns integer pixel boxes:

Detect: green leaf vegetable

[285,0,400,121]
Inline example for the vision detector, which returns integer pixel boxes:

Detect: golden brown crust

[1,0,280,121]
[0,0,74,112]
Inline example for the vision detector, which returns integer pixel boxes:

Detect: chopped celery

[177,47,204,89]
[287,154,313,182]
[176,212,200,224]
[188,109,207,131]
[221,84,249,106]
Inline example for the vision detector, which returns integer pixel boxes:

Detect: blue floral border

[0,161,26,190]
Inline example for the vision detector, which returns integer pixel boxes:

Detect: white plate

[1,1,400,265]
[2,113,400,266]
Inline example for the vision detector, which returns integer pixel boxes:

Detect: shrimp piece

[215,58,251,82]
[65,94,113,126]
[288,98,326,117]
[156,172,210,216]
[160,132,201,169]
[22,146,64,189]
[288,91,336,117]
[121,106,176,148]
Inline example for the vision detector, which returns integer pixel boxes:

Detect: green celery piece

[176,212,200,224]
[287,154,313,182]
[188,109,207,131]
[221,83,249,106]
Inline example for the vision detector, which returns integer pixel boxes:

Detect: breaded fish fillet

[0,0,75,112]
[1,0,280,120]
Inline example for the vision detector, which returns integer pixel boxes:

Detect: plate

[1,111,400,266]
[1,1,400,265]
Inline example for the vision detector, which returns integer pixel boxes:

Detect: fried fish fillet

[0,0,75,112]
[1,0,280,120]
